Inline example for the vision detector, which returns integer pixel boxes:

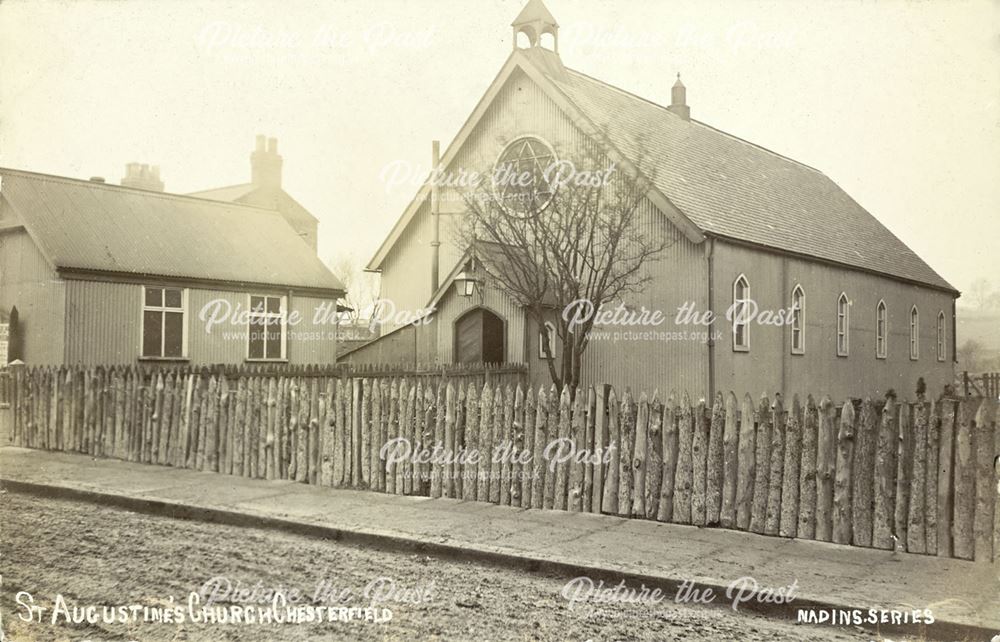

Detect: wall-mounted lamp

[454,271,478,298]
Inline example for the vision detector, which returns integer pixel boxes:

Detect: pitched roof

[368,48,956,293]
[0,168,343,294]
[187,182,258,202]
[189,183,319,223]
[538,62,955,292]
[426,240,557,310]
[512,0,558,27]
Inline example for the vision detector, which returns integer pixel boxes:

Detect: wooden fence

[6,365,998,563]
[959,371,1000,399]
[0,369,11,408]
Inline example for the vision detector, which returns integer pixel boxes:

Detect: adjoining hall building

[0,137,344,366]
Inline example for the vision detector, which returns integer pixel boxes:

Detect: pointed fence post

[750,393,772,534]
[833,399,856,545]
[631,391,649,518]
[779,395,802,538]
[645,391,664,520]
[706,392,725,526]
[736,393,756,531]
[815,395,836,542]
[848,396,874,548]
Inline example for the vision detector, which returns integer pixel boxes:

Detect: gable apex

[365,50,704,271]
[512,0,558,28]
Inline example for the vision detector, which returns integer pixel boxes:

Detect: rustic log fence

[0,369,10,408]
[959,371,1000,399]
[6,365,998,563]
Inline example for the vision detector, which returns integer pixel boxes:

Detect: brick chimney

[668,73,690,121]
[120,163,164,191]
[251,135,282,189]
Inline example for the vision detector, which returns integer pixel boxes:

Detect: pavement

[1,446,997,641]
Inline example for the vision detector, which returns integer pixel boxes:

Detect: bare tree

[957,338,986,372]
[457,143,673,390]
[328,255,380,330]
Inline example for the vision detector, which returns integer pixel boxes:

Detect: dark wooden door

[454,308,505,364]
[455,309,483,364]
[482,310,505,364]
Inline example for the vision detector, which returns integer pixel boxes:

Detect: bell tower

[512,0,559,53]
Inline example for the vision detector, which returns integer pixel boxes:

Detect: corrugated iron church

[355,0,958,402]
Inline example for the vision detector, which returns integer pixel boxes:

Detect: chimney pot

[251,135,282,189]
[120,163,165,191]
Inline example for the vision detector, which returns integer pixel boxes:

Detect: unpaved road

[0,491,907,641]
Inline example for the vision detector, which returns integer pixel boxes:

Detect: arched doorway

[454,307,505,364]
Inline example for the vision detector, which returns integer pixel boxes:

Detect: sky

[1,0,998,298]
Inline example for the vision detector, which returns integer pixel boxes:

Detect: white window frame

[936,311,945,362]
[875,299,887,360]
[732,274,750,352]
[836,293,850,357]
[909,305,919,361]
[539,321,558,359]
[246,294,288,361]
[790,284,805,355]
[140,286,188,359]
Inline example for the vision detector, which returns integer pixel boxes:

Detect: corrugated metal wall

[65,282,339,366]
[379,67,591,336]
[65,280,141,365]
[186,289,245,364]
[369,64,957,402]
[573,200,708,396]
[435,282,526,364]
[377,66,710,393]
[712,240,956,402]
[378,208,434,336]
[0,228,66,364]
[287,294,338,365]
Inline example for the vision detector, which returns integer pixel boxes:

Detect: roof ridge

[559,68,823,174]
[188,182,253,194]
[0,167,276,212]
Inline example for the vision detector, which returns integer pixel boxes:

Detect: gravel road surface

[0,491,906,641]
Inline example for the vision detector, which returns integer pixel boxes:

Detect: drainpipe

[705,237,715,400]
[951,297,957,364]
[430,140,441,293]
[287,289,294,363]
[782,258,790,397]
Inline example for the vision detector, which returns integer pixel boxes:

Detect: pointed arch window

[539,321,558,359]
[790,285,805,355]
[936,311,946,362]
[875,300,887,359]
[732,274,750,351]
[836,293,850,357]
[909,305,919,360]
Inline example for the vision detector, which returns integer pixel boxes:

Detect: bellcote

[512,0,559,53]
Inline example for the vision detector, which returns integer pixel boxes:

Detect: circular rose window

[491,136,558,217]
